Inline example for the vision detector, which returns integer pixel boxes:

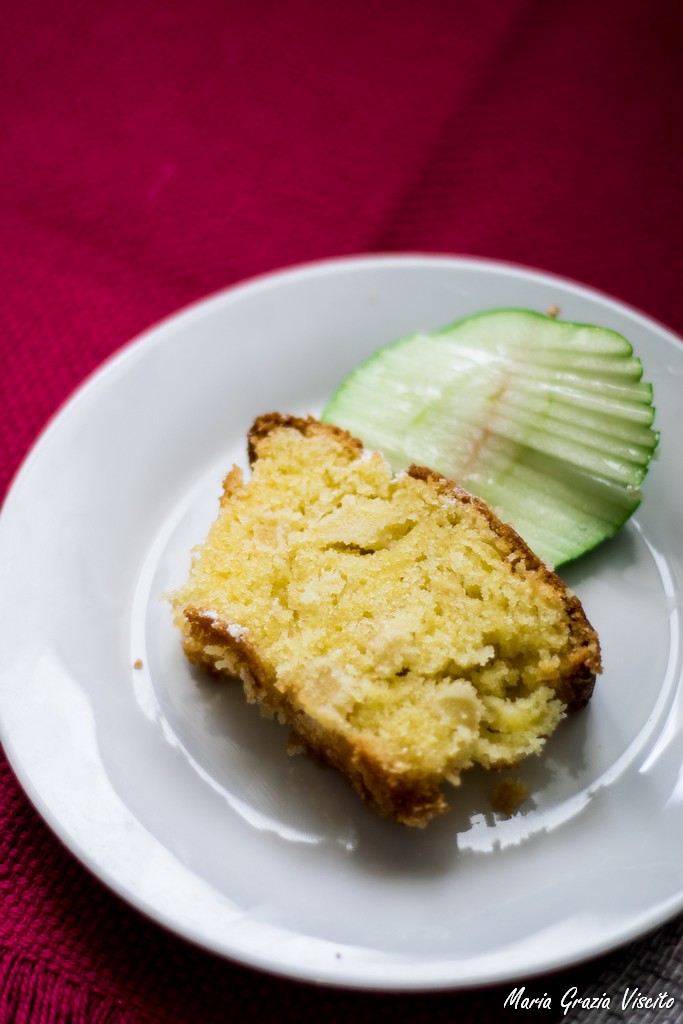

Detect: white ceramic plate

[1,255,682,990]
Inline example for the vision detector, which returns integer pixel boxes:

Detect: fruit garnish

[322,309,658,566]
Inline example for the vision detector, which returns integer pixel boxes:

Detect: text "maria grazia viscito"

[504,985,675,1014]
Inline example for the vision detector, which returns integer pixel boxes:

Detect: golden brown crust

[288,720,448,827]
[181,607,446,826]
[182,607,272,693]
[248,412,363,466]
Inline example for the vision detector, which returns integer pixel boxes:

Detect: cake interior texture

[171,414,600,827]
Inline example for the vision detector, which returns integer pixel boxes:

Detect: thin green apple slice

[472,408,653,485]
[499,386,658,444]
[413,382,653,487]
[322,308,658,566]
[519,371,655,416]
[463,440,641,566]
[434,309,633,355]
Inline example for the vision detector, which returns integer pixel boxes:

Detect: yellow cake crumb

[170,414,601,827]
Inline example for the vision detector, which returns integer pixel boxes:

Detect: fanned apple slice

[322,309,658,566]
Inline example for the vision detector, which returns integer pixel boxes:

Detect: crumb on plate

[491,777,530,815]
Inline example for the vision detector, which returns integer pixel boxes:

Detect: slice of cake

[171,413,601,827]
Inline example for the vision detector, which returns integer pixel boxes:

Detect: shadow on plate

[187,657,595,878]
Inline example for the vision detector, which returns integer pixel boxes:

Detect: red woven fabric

[2,1,683,1021]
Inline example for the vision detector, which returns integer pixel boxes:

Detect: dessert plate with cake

[0,255,681,989]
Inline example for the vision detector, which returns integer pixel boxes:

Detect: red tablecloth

[2,2,682,1021]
